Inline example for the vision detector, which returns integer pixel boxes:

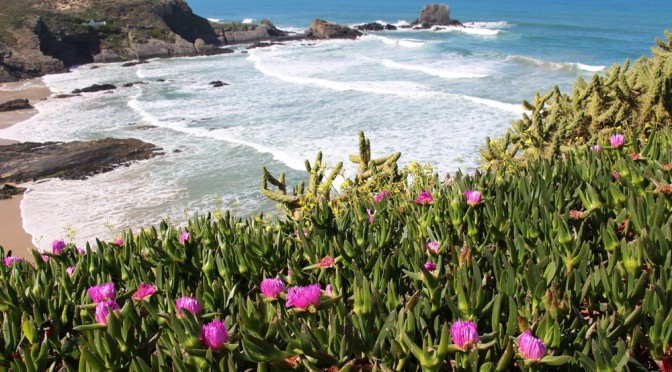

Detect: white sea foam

[431,26,501,36]
[207,18,222,23]
[463,21,511,29]
[242,18,254,24]
[247,52,435,97]
[381,59,489,79]
[367,35,426,48]
[506,55,605,72]
[457,95,525,114]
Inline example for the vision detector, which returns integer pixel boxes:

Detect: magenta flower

[201,320,229,350]
[285,284,321,310]
[52,239,66,254]
[424,261,437,273]
[590,144,601,152]
[4,256,22,267]
[114,238,123,246]
[569,210,583,219]
[41,255,49,262]
[374,190,390,202]
[518,330,547,360]
[260,278,285,299]
[610,134,624,148]
[426,241,440,253]
[95,300,120,325]
[176,296,202,316]
[451,320,480,350]
[416,190,433,205]
[66,266,76,276]
[366,208,374,223]
[318,256,335,268]
[463,190,482,206]
[87,283,116,304]
[325,284,335,297]
[77,247,86,254]
[612,171,620,180]
[179,231,189,244]
[133,283,157,301]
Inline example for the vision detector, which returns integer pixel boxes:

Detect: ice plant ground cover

[1,31,672,371]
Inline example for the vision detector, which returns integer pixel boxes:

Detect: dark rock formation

[0,138,163,183]
[412,4,463,28]
[246,41,284,50]
[355,22,398,31]
[121,60,149,67]
[72,83,116,93]
[211,19,288,45]
[0,184,26,200]
[305,19,362,40]
[54,94,81,99]
[209,80,228,88]
[0,99,33,112]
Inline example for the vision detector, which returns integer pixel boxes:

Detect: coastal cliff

[0,0,229,82]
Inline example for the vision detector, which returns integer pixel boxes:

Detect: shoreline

[0,78,52,259]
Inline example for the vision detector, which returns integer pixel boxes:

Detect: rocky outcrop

[0,138,163,183]
[412,4,463,28]
[0,0,229,82]
[355,22,397,32]
[71,83,116,93]
[0,99,33,112]
[305,19,362,40]
[211,19,287,45]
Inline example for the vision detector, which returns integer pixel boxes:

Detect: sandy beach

[0,78,52,260]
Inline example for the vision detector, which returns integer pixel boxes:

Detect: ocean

[0,0,670,249]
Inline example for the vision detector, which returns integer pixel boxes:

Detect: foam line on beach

[456,94,525,114]
[381,59,489,79]
[127,92,305,170]
[506,55,605,72]
[362,35,427,48]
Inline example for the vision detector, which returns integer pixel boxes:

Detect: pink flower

[77,247,86,254]
[260,278,285,299]
[318,256,335,268]
[366,208,374,223]
[285,284,321,310]
[52,240,66,254]
[41,255,49,262]
[295,228,309,239]
[201,320,229,350]
[4,256,21,267]
[115,238,123,246]
[463,190,482,206]
[426,241,440,253]
[610,134,624,148]
[569,210,583,219]
[374,190,390,202]
[87,283,116,304]
[133,283,157,301]
[629,153,641,160]
[95,300,120,325]
[590,144,601,152]
[176,296,202,316]
[66,267,76,276]
[179,231,189,244]
[451,320,480,350]
[325,284,335,297]
[612,171,620,180]
[518,330,547,360]
[424,261,437,272]
[416,190,433,205]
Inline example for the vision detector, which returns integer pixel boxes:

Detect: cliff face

[0,0,226,82]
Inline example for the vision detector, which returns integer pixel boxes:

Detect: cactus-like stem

[349,131,401,185]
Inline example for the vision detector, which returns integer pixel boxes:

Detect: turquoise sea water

[0,0,670,248]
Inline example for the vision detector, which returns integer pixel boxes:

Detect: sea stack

[413,4,463,28]
[305,19,362,40]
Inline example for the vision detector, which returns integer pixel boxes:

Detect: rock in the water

[0,138,163,183]
[121,60,149,67]
[355,22,398,31]
[305,19,362,40]
[72,84,117,94]
[413,4,462,28]
[0,99,33,112]
[54,94,81,99]
[209,80,229,88]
